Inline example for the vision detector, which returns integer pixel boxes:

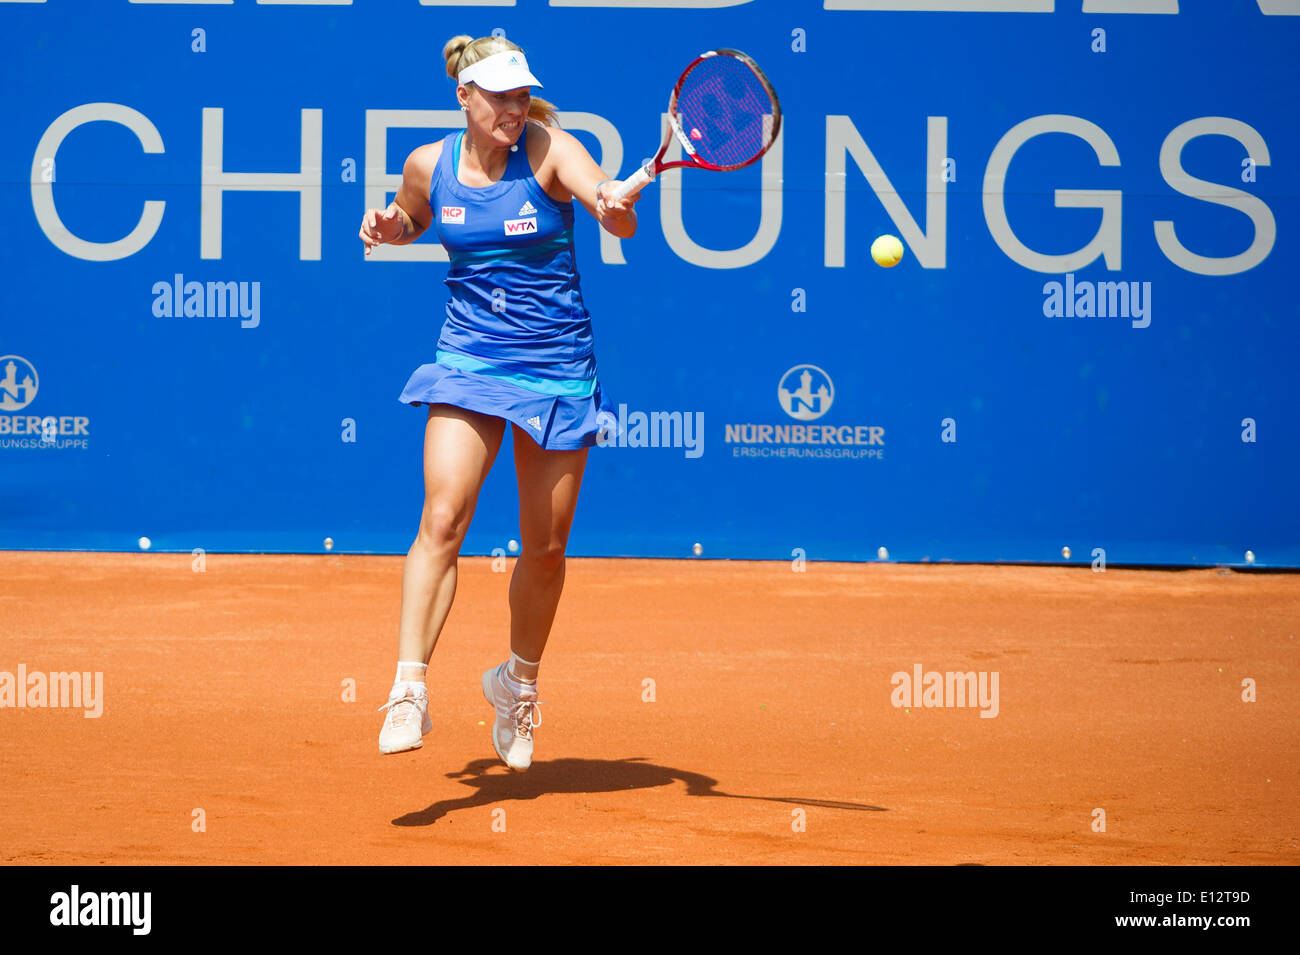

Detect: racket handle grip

[610,163,655,201]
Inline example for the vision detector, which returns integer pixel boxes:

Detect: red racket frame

[610,49,782,200]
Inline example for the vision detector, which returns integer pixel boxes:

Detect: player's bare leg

[398,404,505,668]
[479,427,587,771]
[508,428,588,671]
[380,404,504,755]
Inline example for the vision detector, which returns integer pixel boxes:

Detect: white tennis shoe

[378,683,432,754]
[481,662,542,772]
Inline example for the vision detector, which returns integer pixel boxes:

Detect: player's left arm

[546,127,638,239]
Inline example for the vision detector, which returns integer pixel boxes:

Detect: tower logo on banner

[725,364,883,461]
[777,365,833,421]
[0,356,38,411]
[0,356,91,450]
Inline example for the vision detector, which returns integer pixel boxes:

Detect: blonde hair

[443,34,559,128]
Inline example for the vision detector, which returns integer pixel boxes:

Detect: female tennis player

[358,34,638,772]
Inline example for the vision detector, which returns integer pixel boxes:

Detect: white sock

[508,652,539,686]
[393,661,427,695]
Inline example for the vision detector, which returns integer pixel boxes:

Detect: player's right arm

[359,142,441,254]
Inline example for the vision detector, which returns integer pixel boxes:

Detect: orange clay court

[1,551,1296,866]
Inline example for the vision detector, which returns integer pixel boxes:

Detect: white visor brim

[457,50,543,92]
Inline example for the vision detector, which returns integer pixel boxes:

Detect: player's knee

[417,500,468,550]
[521,542,566,575]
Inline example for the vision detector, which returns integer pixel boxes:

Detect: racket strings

[676,56,776,169]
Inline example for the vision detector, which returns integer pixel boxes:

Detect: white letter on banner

[1081,0,1177,11]
[1258,1,1300,15]
[983,115,1121,273]
[1154,118,1275,276]
[549,1,754,7]
[201,108,322,260]
[825,115,947,269]
[658,112,782,269]
[363,110,463,263]
[558,112,626,265]
[31,104,165,262]
[823,1,1052,10]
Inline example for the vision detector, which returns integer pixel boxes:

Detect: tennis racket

[610,48,781,201]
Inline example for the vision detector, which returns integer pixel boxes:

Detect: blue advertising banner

[1,0,1296,567]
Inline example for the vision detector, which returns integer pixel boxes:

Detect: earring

[460,105,467,112]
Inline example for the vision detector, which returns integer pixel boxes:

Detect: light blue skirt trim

[434,348,596,398]
[399,358,615,451]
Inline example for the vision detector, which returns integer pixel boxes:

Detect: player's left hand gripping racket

[610,48,781,201]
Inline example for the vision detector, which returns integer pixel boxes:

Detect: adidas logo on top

[526,415,542,432]
[518,200,537,217]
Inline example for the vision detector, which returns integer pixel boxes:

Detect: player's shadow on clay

[391,756,886,827]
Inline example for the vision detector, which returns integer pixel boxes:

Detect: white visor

[457,50,543,92]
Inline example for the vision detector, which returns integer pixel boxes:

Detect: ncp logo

[777,364,833,421]
[0,356,38,411]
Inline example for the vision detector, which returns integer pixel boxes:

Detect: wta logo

[777,364,833,421]
[503,218,538,235]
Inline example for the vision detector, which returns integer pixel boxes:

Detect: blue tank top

[428,124,595,379]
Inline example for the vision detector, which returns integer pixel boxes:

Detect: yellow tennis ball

[871,234,904,267]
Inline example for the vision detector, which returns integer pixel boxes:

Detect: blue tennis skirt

[399,348,617,451]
